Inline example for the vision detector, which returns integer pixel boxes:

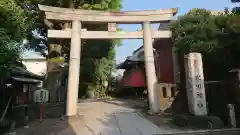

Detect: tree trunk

[178,52,189,112]
[171,51,189,114]
[44,0,75,102]
[44,39,63,102]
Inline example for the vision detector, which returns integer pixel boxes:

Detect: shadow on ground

[12,117,79,135]
[11,98,240,135]
[77,98,185,135]
[103,98,149,110]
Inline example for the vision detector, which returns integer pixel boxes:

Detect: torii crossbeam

[39,4,177,116]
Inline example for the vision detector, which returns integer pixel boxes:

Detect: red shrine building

[117,23,179,109]
[118,22,179,86]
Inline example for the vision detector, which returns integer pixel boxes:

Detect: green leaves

[92,4,102,9]
[172,9,221,53]
[0,0,30,41]
[13,0,123,98]
[75,0,121,97]
[0,0,34,80]
[172,8,240,80]
[82,3,91,9]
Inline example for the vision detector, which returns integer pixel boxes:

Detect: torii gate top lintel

[38,4,178,23]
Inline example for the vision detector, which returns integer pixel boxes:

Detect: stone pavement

[74,99,181,135]
[7,99,240,135]
[10,99,181,135]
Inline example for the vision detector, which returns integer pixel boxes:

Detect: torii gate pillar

[66,20,81,115]
[142,22,159,113]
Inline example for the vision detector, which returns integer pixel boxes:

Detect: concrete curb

[155,128,240,135]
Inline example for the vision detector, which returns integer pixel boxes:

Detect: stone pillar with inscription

[184,53,207,116]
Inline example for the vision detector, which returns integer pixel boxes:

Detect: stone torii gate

[39,5,177,116]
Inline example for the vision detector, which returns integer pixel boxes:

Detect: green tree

[21,0,122,99]
[0,0,35,83]
[171,9,233,110]
[171,8,240,112]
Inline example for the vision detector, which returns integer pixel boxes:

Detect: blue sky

[115,0,233,63]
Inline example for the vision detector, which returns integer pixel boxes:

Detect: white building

[21,51,47,77]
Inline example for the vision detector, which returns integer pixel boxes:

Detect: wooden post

[23,84,29,128]
[66,20,81,116]
[142,21,159,113]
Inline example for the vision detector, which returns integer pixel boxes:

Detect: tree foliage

[169,8,240,112]
[0,0,35,82]
[17,0,122,98]
[171,8,240,80]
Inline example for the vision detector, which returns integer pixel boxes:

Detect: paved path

[7,99,240,135]
[76,100,173,135]
[11,99,180,135]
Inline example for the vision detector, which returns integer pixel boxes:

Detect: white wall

[112,69,125,82]
[21,51,47,76]
[22,59,47,76]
